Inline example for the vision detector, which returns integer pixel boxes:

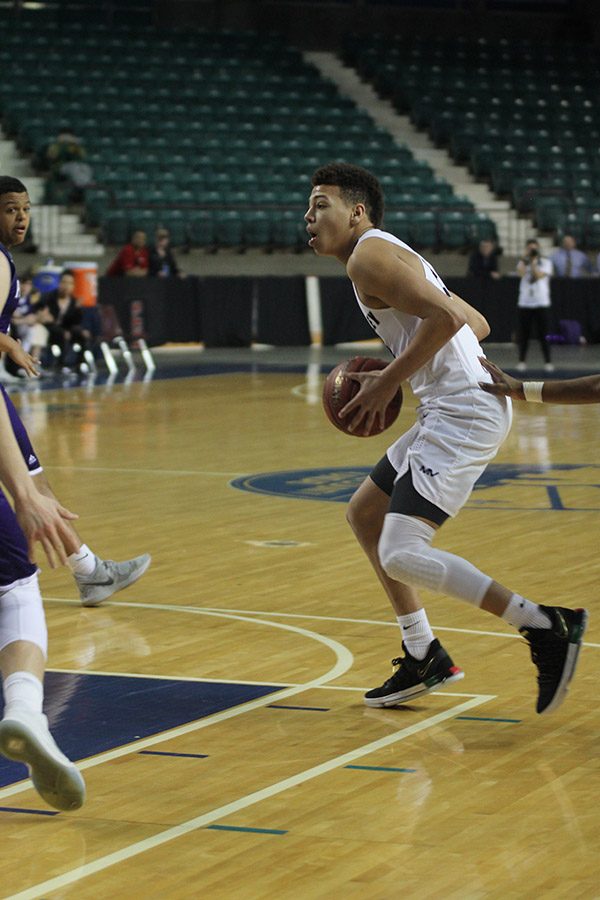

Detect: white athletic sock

[2,670,43,716]
[67,544,97,576]
[397,609,435,661]
[502,594,552,631]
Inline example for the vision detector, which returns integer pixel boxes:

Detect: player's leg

[535,308,553,367]
[376,409,587,714]
[33,472,151,606]
[0,495,85,810]
[348,444,464,708]
[0,385,151,606]
[346,468,422,617]
[517,307,532,368]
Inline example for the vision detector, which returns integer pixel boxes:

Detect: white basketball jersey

[351,228,491,405]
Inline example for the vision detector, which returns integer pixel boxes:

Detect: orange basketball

[322,357,402,437]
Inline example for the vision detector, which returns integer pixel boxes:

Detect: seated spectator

[106,230,149,277]
[550,234,593,277]
[11,272,42,358]
[45,128,93,203]
[4,272,49,377]
[467,239,501,279]
[148,228,184,277]
[32,269,91,371]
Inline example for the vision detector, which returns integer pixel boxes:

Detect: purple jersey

[0,241,19,334]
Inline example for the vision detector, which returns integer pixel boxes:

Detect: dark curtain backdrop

[98,275,600,346]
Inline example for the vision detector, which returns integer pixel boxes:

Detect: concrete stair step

[41,244,105,258]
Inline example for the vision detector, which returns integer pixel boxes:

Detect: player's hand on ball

[322,357,402,437]
[341,369,397,435]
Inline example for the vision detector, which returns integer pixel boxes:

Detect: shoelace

[529,642,564,684]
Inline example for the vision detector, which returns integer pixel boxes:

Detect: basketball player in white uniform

[306,163,587,714]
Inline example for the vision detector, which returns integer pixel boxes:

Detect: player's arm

[343,241,467,433]
[449,292,490,340]
[529,257,549,281]
[0,261,40,377]
[479,357,600,404]
[349,240,467,386]
[0,253,11,319]
[0,398,79,566]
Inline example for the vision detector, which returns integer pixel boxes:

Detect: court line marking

[43,465,247,477]
[42,669,493,699]
[43,596,600,648]
[0,609,353,805]
[7,694,494,900]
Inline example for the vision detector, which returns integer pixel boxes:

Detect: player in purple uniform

[0,385,85,810]
[0,177,151,605]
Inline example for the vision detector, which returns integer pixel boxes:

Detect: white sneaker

[0,709,85,811]
[75,553,151,607]
[516,361,527,372]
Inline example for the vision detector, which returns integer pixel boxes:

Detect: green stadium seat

[438,211,468,249]
[188,211,215,247]
[534,196,569,231]
[102,212,129,245]
[213,210,244,248]
[383,211,410,239]
[408,212,437,248]
[585,213,600,250]
[240,210,271,248]
[272,210,304,250]
[464,212,498,244]
[555,212,585,245]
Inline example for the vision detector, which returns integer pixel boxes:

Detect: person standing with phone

[515,238,554,372]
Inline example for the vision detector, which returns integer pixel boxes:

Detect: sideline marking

[42,597,600,649]
[8,695,493,900]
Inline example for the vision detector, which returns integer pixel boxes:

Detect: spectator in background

[45,128,93,203]
[7,272,49,374]
[106,230,149,277]
[148,228,183,278]
[32,269,91,372]
[550,234,593,277]
[467,239,501,279]
[515,239,554,372]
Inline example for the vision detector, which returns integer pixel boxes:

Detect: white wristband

[523,381,544,403]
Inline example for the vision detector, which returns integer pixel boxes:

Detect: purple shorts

[0,491,37,587]
[1,384,42,473]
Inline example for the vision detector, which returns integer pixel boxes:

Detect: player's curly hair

[0,177,27,197]
[311,163,384,227]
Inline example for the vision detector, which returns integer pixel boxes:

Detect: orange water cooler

[64,261,98,306]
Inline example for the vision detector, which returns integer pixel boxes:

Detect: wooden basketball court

[1,350,598,898]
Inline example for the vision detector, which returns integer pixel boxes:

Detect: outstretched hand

[13,493,79,568]
[478,357,524,400]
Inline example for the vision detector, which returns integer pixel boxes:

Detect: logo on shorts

[419,465,439,477]
[28,454,37,465]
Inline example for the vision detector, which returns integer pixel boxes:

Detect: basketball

[322,357,402,437]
